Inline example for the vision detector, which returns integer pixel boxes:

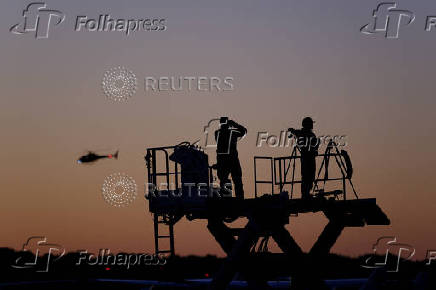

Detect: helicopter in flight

[77,150,119,164]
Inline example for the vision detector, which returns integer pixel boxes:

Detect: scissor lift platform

[145,142,390,289]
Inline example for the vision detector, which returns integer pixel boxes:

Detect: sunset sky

[1,0,435,260]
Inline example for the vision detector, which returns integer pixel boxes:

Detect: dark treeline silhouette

[1,247,434,287]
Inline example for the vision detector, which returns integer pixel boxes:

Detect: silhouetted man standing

[215,117,247,199]
[288,117,319,199]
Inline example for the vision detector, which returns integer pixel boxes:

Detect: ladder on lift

[145,146,180,256]
[153,213,175,255]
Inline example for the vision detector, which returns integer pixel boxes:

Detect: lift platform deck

[149,194,389,225]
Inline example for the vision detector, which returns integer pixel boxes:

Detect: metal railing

[254,141,358,200]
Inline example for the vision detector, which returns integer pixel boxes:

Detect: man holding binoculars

[214,117,247,199]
